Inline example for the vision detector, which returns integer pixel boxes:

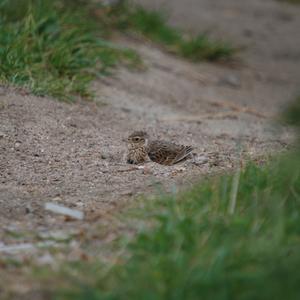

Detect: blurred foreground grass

[49,98,300,300]
[0,0,234,101]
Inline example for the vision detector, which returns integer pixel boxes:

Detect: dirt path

[137,0,300,110]
[0,0,299,297]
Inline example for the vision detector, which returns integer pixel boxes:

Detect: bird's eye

[134,137,140,142]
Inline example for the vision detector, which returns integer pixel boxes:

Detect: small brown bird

[126,131,193,165]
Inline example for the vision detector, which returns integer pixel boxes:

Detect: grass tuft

[50,150,300,300]
[120,5,235,62]
[0,0,140,101]
[0,0,235,100]
[179,35,234,61]
[127,7,181,46]
[283,96,300,128]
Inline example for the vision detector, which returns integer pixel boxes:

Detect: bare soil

[0,0,299,297]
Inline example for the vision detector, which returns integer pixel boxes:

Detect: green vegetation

[0,0,235,100]
[118,5,235,62]
[0,0,140,101]
[123,7,181,46]
[283,96,300,129]
[57,154,300,300]
[53,99,300,300]
[179,35,233,61]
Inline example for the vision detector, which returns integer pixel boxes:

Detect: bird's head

[127,131,149,149]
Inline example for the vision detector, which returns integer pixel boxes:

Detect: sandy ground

[0,0,299,297]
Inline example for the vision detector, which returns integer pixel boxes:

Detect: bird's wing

[173,145,193,164]
[147,140,192,165]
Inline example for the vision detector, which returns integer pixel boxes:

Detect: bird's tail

[173,146,193,164]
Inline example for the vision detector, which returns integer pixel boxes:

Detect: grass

[117,4,235,62]
[179,35,234,61]
[283,96,300,128]
[0,0,140,101]
[0,0,235,100]
[122,7,182,46]
[53,152,300,300]
[48,98,300,300]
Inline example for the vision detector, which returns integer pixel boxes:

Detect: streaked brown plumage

[147,140,193,165]
[126,131,149,164]
[126,131,193,165]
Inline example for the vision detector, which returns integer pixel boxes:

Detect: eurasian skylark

[126,131,193,165]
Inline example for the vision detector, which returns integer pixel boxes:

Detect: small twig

[115,166,144,173]
[0,241,58,253]
[45,203,84,220]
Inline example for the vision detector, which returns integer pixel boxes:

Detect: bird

[126,131,193,165]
